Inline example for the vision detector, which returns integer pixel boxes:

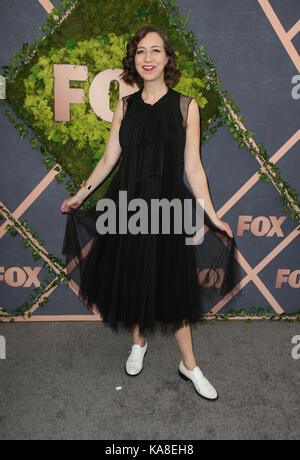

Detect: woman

[61,26,240,401]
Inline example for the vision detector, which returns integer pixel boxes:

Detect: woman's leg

[173,323,197,370]
[132,324,146,346]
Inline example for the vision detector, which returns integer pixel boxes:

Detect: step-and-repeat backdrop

[0,0,299,321]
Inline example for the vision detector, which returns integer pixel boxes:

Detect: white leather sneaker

[178,360,218,401]
[125,340,148,376]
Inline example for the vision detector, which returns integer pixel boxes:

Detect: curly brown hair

[119,26,181,88]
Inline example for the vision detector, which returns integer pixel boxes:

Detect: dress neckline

[139,86,171,108]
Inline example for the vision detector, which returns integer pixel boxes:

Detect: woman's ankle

[133,337,146,347]
[132,325,145,347]
[182,359,197,371]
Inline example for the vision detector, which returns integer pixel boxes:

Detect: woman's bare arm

[184,99,233,237]
[184,99,218,223]
[76,97,124,201]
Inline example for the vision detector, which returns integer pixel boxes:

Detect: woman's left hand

[212,218,234,238]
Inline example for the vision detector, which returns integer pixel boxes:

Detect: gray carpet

[0,320,299,440]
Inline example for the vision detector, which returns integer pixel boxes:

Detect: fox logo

[275,269,300,288]
[0,266,41,287]
[197,268,224,288]
[237,216,286,237]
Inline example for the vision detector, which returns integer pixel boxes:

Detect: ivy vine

[0,206,70,323]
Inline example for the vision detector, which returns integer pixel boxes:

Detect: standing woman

[61,26,240,401]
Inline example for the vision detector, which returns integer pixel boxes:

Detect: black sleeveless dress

[62,86,241,336]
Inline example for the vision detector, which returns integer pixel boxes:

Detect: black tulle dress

[62,86,241,336]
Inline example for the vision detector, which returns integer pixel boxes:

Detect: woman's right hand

[60,194,83,214]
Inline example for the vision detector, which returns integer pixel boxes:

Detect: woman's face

[134,32,168,83]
